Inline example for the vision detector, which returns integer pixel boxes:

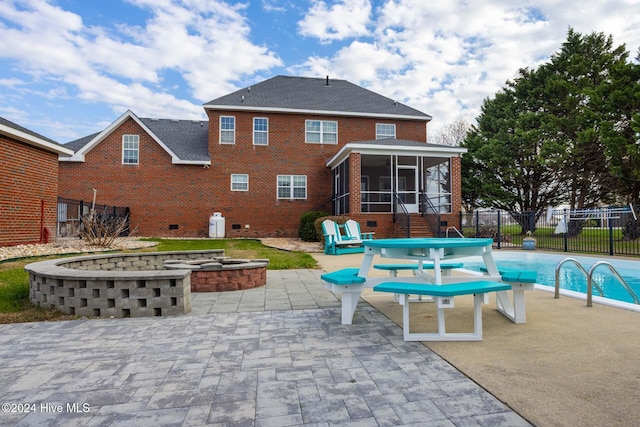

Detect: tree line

[459,28,640,232]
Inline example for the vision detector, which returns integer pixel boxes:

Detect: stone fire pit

[163,257,269,292]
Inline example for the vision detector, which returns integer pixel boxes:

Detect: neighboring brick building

[0,117,73,246]
[60,76,466,238]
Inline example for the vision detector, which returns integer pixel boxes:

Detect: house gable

[62,110,210,165]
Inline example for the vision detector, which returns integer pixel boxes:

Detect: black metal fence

[57,197,130,238]
[461,206,640,257]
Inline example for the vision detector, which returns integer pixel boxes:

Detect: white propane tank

[208,212,225,238]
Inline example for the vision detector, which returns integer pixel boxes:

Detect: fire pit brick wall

[191,266,267,292]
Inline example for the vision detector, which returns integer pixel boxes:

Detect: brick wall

[60,114,428,237]
[1,135,59,246]
[59,118,218,237]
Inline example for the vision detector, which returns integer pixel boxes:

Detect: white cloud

[298,0,372,42]
[0,0,283,137]
[295,0,640,139]
[2,0,639,142]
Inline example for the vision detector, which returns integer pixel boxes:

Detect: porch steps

[394,214,433,238]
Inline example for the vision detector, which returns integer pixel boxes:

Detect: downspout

[39,199,48,243]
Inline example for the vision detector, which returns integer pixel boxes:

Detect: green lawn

[0,238,319,323]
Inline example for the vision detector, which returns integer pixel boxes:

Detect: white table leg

[340,290,362,325]
[473,293,483,338]
[358,253,374,277]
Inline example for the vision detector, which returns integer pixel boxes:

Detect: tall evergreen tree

[462,29,640,231]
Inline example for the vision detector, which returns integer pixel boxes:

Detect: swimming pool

[461,251,640,311]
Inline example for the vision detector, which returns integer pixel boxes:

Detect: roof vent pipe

[326,75,329,86]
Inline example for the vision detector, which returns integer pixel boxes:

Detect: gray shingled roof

[63,132,100,154]
[140,118,209,162]
[204,75,431,119]
[0,116,60,145]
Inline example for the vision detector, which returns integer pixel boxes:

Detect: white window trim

[253,117,268,146]
[305,120,338,144]
[122,134,139,165]
[277,175,307,199]
[231,174,249,191]
[220,116,236,144]
[376,123,396,140]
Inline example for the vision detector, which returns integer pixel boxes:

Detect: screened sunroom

[326,140,466,218]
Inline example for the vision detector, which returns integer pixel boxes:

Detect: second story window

[253,118,268,145]
[306,120,337,144]
[122,134,139,164]
[376,123,396,139]
[220,116,235,144]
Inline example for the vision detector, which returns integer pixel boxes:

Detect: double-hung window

[305,120,337,144]
[253,118,268,145]
[231,174,249,191]
[122,134,139,164]
[220,116,235,144]
[277,175,307,199]
[376,123,396,139]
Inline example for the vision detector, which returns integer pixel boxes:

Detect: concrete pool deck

[316,252,640,427]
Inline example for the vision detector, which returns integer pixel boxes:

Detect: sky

[1,0,639,144]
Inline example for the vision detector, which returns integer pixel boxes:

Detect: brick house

[59,76,466,238]
[1,117,73,246]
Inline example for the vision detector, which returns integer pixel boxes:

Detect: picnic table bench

[320,268,367,324]
[374,280,511,341]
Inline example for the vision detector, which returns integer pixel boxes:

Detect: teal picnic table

[355,238,531,328]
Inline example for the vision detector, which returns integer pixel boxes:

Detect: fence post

[529,210,535,233]
[475,210,479,237]
[563,209,568,252]
[608,214,614,256]
[496,210,501,249]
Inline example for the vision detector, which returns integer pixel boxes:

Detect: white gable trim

[61,110,203,164]
[326,142,467,168]
[0,123,73,156]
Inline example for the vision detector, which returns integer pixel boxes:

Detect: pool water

[461,251,640,305]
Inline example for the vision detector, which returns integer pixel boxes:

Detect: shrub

[298,211,329,242]
[81,212,136,247]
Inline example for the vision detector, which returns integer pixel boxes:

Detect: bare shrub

[80,212,135,247]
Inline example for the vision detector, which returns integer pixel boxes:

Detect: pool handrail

[555,257,640,307]
[554,258,604,300]
[446,226,464,238]
[587,261,640,307]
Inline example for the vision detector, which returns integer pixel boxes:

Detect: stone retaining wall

[25,250,225,318]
